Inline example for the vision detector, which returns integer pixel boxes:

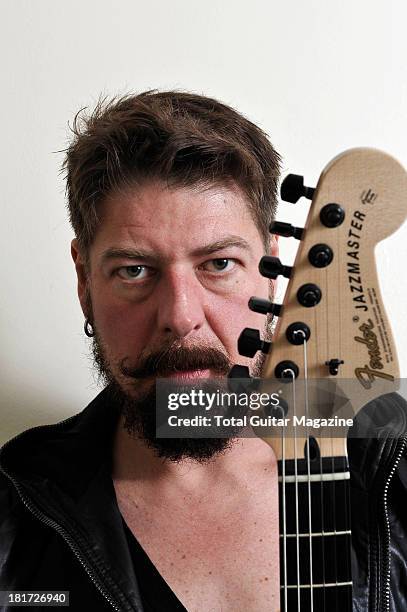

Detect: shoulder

[348,392,407,489]
[0,468,20,521]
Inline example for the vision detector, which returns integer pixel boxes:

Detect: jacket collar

[0,385,143,612]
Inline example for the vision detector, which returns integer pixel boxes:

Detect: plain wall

[1,0,406,444]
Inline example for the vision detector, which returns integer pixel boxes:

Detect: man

[0,91,406,611]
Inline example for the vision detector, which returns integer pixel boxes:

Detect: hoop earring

[84,318,95,338]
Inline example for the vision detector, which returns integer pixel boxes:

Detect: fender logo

[354,318,394,389]
[355,365,394,389]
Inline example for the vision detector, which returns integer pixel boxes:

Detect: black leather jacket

[1,385,407,611]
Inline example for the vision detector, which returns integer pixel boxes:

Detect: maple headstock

[232,148,407,457]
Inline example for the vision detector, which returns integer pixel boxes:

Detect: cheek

[209,277,271,356]
[91,293,154,355]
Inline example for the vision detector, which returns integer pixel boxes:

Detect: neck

[112,414,277,496]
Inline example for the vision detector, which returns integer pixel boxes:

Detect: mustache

[119,343,232,379]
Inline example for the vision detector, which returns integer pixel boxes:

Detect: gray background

[1,0,406,444]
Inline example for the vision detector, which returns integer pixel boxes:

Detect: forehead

[92,181,263,257]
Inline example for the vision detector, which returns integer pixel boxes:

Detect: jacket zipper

[6,409,405,612]
[379,435,407,612]
[0,416,135,612]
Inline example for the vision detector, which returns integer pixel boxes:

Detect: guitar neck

[279,453,352,611]
[234,148,407,610]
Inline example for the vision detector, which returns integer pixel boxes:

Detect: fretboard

[278,454,352,611]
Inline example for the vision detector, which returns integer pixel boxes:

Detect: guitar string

[337,212,351,610]
[332,210,339,611]
[325,227,338,610]
[302,334,314,611]
[281,398,288,612]
[319,425,326,611]
[313,233,326,611]
[287,367,301,611]
[330,431,338,610]
[293,369,301,611]
[322,229,333,611]
[335,192,342,610]
[343,449,351,609]
[334,209,344,612]
[326,231,332,612]
[293,328,314,610]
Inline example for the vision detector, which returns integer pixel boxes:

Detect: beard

[86,291,272,463]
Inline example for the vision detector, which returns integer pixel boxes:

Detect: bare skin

[71,181,280,611]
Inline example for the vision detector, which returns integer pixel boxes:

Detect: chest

[114,479,280,612]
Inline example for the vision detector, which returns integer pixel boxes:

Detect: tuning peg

[228,365,260,393]
[269,221,304,240]
[238,328,271,358]
[259,256,292,280]
[248,297,283,317]
[320,203,345,228]
[297,283,322,307]
[308,243,333,267]
[228,364,251,378]
[274,360,299,380]
[280,174,315,203]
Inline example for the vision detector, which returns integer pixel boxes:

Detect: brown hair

[62,90,281,268]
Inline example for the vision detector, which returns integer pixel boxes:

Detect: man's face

[71,180,278,460]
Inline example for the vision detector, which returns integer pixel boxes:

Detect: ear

[71,238,90,317]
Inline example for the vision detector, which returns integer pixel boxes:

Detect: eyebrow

[191,236,252,257]
[100,236,252,265]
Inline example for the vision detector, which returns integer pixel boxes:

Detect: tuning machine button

[297,283,322,307]
[238,328,271,358]
[269,221,304,240]
[228,364,250,378]
[228,365,260,392]
[248,297,283,317]
[280,174,315,203]
[228,365,251,394]
[320,203,345,228]
[259,256,292,280]
[308,243,333,268]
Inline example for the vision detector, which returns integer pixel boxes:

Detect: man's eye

[116,265,150,280]
[202,258,236,273]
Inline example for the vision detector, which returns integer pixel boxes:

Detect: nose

[156,269,206,339]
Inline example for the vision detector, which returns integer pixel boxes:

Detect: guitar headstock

[232,148,407,454]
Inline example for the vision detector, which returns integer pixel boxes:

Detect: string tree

[325,358,344,376]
